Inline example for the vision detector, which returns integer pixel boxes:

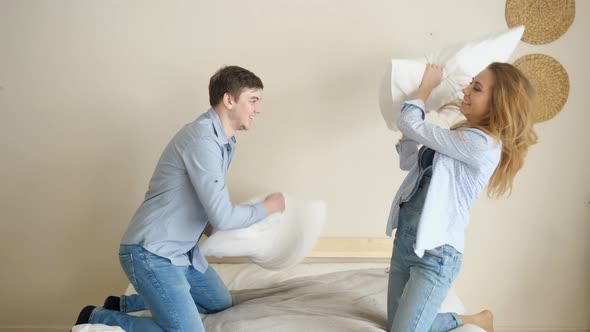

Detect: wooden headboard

[307,237,392,258]
[206,237,393,263]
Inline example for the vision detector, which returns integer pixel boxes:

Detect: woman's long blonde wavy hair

[443,62,538,198]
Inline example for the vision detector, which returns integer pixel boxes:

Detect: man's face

[228,88,263,131]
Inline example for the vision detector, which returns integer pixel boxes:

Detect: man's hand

[414,64,443,101]
[263,192,286,214]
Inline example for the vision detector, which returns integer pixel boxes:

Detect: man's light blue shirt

[121,109,268,272]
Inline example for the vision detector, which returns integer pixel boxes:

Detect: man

[73,65,285,331]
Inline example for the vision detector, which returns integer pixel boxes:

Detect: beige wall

[1,0,588,331]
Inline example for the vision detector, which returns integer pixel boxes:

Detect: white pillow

[379,26,525,131]
[200,194,326,270]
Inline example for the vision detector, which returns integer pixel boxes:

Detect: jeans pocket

[119,254,139,292]
[424,247,445,263]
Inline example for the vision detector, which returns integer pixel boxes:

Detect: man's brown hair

[208,66,263,107]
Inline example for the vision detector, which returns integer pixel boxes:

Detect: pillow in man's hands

[200,194,326,270]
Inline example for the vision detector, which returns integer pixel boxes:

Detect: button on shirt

[121,109,268,272]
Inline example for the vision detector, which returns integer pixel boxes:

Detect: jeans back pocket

[119,254,139,292]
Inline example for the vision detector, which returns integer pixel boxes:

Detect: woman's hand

[203,225,214,237]
[414,64,443,101]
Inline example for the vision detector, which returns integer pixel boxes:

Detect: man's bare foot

[461,310,494,332]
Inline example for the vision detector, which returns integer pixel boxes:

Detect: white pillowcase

[379,26,525,131]
[200,194,326,270]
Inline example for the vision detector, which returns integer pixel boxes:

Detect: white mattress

[73,262,485,332]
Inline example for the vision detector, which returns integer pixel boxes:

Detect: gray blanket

[202,268,388,332]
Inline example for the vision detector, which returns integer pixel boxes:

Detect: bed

[72,238,485,332]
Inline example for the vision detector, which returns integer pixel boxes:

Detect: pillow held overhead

[379,26,525,131]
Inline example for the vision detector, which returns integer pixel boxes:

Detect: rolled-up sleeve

[397,100,492,166]
[182,137,267,230]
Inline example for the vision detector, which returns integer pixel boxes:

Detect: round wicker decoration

[506,0,575,45]
[513,53,569,123]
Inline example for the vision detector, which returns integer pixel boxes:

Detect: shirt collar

[207,108,237,145]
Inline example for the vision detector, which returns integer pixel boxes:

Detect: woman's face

[460,68,495,124]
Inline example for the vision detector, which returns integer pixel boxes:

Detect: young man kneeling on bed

[73,65,285,332]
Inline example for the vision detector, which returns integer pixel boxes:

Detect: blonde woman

[386,63,537,332]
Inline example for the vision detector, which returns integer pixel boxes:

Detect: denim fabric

[89,244,232,332]
[387,100,501,259]
[388,169,464,332]
[121,108,267,273]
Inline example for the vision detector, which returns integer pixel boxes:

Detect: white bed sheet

[73,262,485,332]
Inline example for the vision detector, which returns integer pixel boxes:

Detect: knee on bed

[203,291,233,314]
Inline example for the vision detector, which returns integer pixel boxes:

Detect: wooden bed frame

[206,237,393,263]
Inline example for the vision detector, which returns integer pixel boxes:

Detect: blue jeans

[388,170,464,332]
[89,244,232,332]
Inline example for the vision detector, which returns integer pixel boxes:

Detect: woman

[386,63,537,332]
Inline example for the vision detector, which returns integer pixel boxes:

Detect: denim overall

[387,166,464,332]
